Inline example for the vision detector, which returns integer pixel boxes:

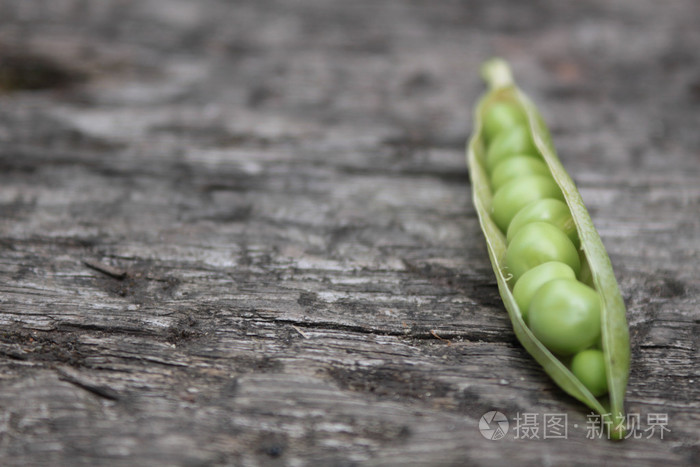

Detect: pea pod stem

[481,58,515,90]
[467,58,630,440]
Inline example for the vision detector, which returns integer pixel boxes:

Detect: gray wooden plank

[0,0,698,465]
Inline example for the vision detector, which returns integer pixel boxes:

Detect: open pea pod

[466,58,630,439]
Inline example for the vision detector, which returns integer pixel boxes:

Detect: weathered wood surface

[0,0,698,465]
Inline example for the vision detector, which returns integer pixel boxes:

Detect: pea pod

[466,58,630,439]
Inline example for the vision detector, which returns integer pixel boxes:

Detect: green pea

[528,279,601,356]
[512,261,576,321]
[571,349,608,397]
[486,126,540,174]
[482,100,527,143]
[506,198,580,249]
[490,156,550,192]
[505,222,580,282]
[491,176,564,233]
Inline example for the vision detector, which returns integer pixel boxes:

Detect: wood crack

[57,370,121,401]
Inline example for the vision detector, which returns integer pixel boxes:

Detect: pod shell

[466,58,630,440]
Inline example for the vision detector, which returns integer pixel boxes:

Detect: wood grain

[0,0,698,465]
